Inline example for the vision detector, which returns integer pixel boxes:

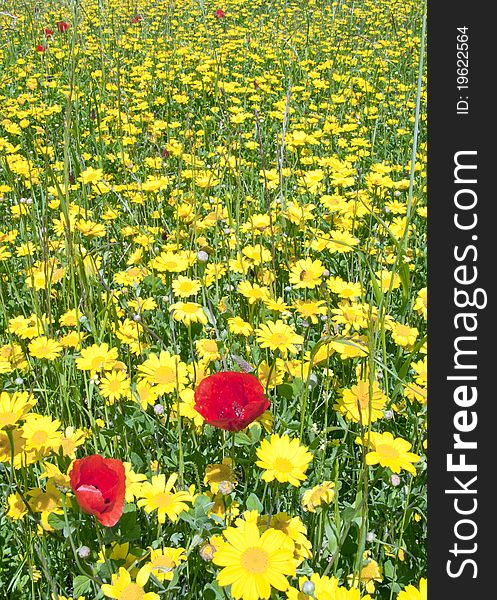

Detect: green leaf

[194,494,215,517]
[117,507,141,542]
[47,512,66,531]
[246,493,263,513]
[276,383,294,399]
[73,575,92,597]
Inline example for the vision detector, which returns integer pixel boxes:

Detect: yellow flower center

[183,303,199,314]
[269,333,289,346]
[376,444,399,460]
[154,492,173,509]
[240,547,269,574]
[274,457,293,473]
[152,556,176,572]
[154,366,175,385]
[353,389,370,409]
[395,325,410,337]
[121,583,145,600]
[164,260,179,270]
[202,340,218,353]
[31,430,48,446]
[108,379,122,392]
[90,355,106,370]
[299,270,314,282]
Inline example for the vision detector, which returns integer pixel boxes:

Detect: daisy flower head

[363,431,420,475]
[289,257,325,289]
[148,547,186,582]
[302,481,335,512]
[101,566,159,600]
[335,380,387,424]
[397,578,427,600]
[169,301,208,326]
[256,434,313,486]
[137,351,188,395]
[75,343,119,374]
[213,520,296,600]
[28,336,63,360]
[255,320,304,357]
[137,473,193,523]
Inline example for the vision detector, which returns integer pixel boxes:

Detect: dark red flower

[132,14,143,24]
[215,9,226,18]
[43,28,54,37]
[37,45,47,52]
[194,371,269,432]
[56,21,69,33]
[69,454,125,527]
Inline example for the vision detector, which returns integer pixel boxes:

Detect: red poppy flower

[56,21,69,33]
[37,45,47,53]
[132,14,143,24]
[69,454,125,527]
[215,9,226,18]
[194,371,269,432]
[43,28,54,37]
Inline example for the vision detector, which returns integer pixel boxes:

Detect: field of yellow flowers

[0,1,427,599]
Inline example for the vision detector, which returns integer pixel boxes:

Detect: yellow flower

[414,287,427,319]
[75,343,119,373]
[137,351,188,395]
[228,316,253,336]
[195,339,221,362]
[404,383,427,405]
[6,492,28,520]
[258,359,285,389]
[59,426,87,457]
[289,258,325,289]
[137,473,193,523]
[294,300,328,324]
[59,309,80,327]
[172,276,202,298]
[327,277,362,299]
[79,167,103,185]
[391,323,419,348]
[0,391,36,429]
[256,434,313,486]
[149,250,190,273]
[213,520,296,600]
[101,566,159,600]
[148,547,186,582]
[364,431,420,475]
[99,370,131,404]
[169,301,208,326]
[255,320,304,357]
[397,578,427,600]
[347,557,382,593]
[335,380,387,424]
[238,281,270,304]
[28,336,63,360]
[286,573,340,600]
[270,513,312,563]
[134,380,160,410]
[204,458,237,494]
[178,387,205,427]
[374,268,401,292]
[60,331,86,350]
[21,415,61,455]
[302,482,335,512]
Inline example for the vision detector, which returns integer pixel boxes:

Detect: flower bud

[77,545,91,559]
[200,543,216,561]
[302,580,315,595]
[390,474,401,486]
